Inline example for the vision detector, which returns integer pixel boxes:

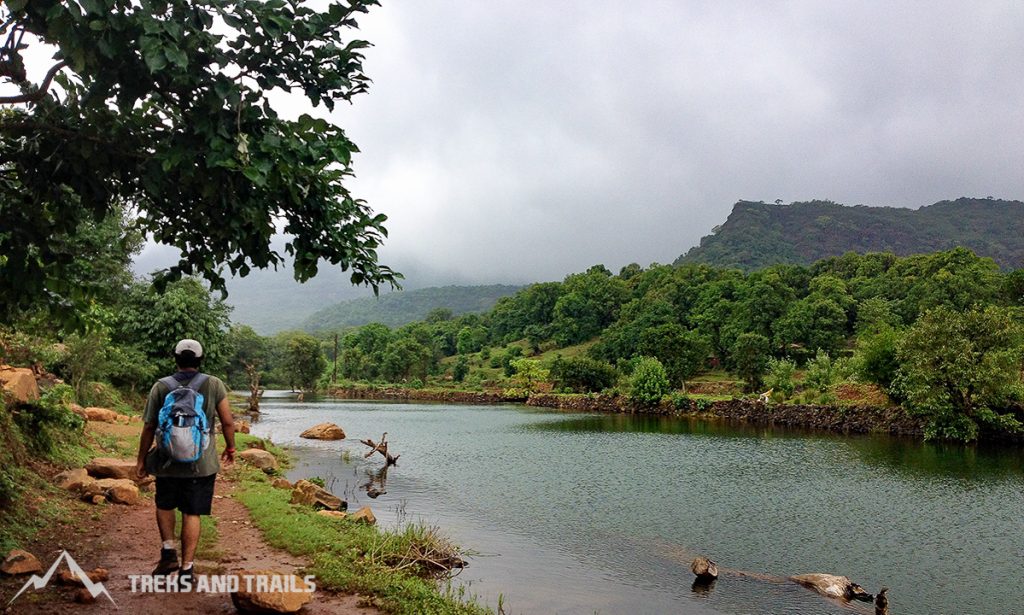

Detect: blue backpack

[156,373,211,463]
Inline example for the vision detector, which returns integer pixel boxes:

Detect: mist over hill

[302,284,522,332]
[676,198,1024,270]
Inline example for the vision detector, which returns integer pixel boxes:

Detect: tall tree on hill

[0,0,397,325]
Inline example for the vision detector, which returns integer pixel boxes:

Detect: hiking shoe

[152,548,178,576]
[176,566,195,592]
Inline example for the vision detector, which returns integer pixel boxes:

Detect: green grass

[235,468,489,615]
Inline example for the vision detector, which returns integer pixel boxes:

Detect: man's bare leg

[156,507,176,542]
[180,513,201,567]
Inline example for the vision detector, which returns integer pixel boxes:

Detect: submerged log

[690,556,719,581]
[789,573,873,602]
[875,587,889,615]
[360,432,400,465]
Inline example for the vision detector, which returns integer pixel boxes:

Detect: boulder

[229,569,314,613]
[69,403,88,419]
[0,549,43,575]
[289,480,344,511]
[85,457,136,480]
[74,588,97,604]
[299,423,346,440]
[0,366,39,404]
[83,407,120,423]
[690,556,719,580]
[271,478,292,490]
[83,478,140,505]
[790,574,873,601]
[239,448,278,473]
[349,506,376,525]
[236,420,251,434]
[55,468,92,491]
[316,510,347,520]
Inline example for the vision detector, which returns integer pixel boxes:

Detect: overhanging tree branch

[0,60,66,105]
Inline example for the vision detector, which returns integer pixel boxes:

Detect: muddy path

[1,425,380,614]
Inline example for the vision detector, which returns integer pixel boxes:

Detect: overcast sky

[138,1,1024,286]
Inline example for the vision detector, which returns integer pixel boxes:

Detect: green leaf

[164,46,188,68]
[242,167,265,185]
[143,47,167,72]
[222,13,244,29]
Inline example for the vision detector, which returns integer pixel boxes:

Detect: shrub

[549,356,618,393]
[765,358,796,397]
[628,357,671,405]
[668,392,692,410]
[804,349,835,392]
[13,384,85,461]
[452,356,469,382]
[854,326,902,393]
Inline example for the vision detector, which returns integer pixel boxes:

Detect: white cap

[174,339,204,357]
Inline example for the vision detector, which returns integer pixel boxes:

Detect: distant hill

[302,285,523,332]
[676,197,1024,270]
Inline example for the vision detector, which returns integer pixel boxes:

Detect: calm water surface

[249,395,1024,615]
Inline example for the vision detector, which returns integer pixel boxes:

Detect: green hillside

[676,197,1024,270]
[303,284,522,332]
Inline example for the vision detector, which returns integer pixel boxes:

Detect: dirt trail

[1,428,380,614]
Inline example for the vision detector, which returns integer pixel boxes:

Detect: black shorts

[155,474,217,515]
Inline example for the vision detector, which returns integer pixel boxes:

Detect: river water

[248,394,1024,615]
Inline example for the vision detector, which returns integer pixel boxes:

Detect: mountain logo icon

[7,550,116,607]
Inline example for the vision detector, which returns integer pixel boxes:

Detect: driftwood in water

[691,556,719,581]
[789,574,873,602]
[360,432,400,465]
[875,587,889,615]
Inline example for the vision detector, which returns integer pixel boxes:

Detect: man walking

[135,339,235,584]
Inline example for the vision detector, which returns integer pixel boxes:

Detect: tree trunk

[244,362,261,413]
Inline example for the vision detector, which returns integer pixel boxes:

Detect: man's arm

[217,397,236,463]
[136,423,156,479]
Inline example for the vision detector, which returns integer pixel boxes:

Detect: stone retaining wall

[328,386,927,436]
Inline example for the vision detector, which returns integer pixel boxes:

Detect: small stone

[1,549,43,575]
[83,478,139,505]
[236,420,251,434]
[316,510,347,520]
[74,588,97,604]
[55,468,91,491]
[289,480,344,511]
[59,568,109,586]
[85,457,137,480]
[691,556,719,580]
[239,448,278,472]
[229,569,314,613]
[90,495,107,505]
[0,366,40,404]
[271,478,292,490]
[83,407,120,423]
[349,506,376,525]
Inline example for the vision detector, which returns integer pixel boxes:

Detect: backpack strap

[185,373,209,392]
[158,376,180,391]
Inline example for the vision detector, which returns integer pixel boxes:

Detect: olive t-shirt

[143,372,228,478]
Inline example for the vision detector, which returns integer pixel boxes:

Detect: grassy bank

[232,437,490,615]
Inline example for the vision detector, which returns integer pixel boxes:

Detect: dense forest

[677,198,1024,271]
[309,248,1024,442]
[302,285,522,332]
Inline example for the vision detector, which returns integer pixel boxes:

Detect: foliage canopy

[0,0,397,324]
